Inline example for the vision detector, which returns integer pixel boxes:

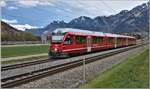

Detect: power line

[46,0,74,19]
[101,0,117,14]
[47,1,73,14]
[93,1,113,33]
[76,0,95,16]
[76,0,114,33]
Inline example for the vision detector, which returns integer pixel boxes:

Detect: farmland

[1,45,49,58]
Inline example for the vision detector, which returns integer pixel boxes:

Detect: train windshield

[52,35,64,44]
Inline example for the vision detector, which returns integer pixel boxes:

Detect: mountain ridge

[25,2,149,36]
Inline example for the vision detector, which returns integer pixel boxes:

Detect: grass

[1,45,50,58]
[1,55,48,64]
[81,48,149,88]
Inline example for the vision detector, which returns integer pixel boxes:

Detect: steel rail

[1,59,56,71]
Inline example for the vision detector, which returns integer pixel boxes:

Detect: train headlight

[54,48,57,51]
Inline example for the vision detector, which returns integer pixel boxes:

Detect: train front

[49,32,66,58]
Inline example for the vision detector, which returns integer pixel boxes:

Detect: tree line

[1,32,41,41]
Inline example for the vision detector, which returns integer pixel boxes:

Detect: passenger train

[49,28,136,58]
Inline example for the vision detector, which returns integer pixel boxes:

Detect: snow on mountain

[10,24,39,31]
[25,2,149,36]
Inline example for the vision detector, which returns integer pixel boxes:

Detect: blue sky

[1,0,148,31]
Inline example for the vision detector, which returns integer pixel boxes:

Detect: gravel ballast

[15,45,147,88]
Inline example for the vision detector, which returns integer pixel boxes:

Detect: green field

[1,45,50,58]
[81,49,149,88]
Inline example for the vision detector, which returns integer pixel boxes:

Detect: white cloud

[56,8,72,13]
[60,0,148,17]
[10,24,38,31]
[65,8,72,12]
[38,0,55,6]
[15,0,55,7]
[2,19,18,24]
[57,9,63,12]
[8,6,18,10]
[1,0,6,7]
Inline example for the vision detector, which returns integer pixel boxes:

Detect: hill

[1,21,39,41]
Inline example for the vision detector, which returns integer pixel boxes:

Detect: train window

[52,35,64,44]
[64,37,72,45]
[117,38,120,44]
[117,38,121,44]
[93,36,103,43]
[108,37,113,43]
[76,36,86,44]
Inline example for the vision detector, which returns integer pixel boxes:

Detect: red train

[49,28,136,58]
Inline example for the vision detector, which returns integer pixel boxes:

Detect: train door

[87,36,91,52]
[115,37,117,48]
[126,38,128,46]
[63,35,73,53]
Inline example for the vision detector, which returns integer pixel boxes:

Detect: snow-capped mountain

[25,2,149,36]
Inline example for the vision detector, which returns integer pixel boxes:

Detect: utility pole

[83,56,86,83]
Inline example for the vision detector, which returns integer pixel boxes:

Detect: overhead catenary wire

[47,1,73,14]
[96,0,118,33]
[100,0,148,44]
[101,0,117,14]
[100,0,148,37]
[76,0,119,33]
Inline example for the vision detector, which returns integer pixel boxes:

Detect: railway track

[1,59,56,71]
[1,44,143,88]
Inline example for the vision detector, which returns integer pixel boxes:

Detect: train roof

[53,28,135,39]
[53,28,105,36]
